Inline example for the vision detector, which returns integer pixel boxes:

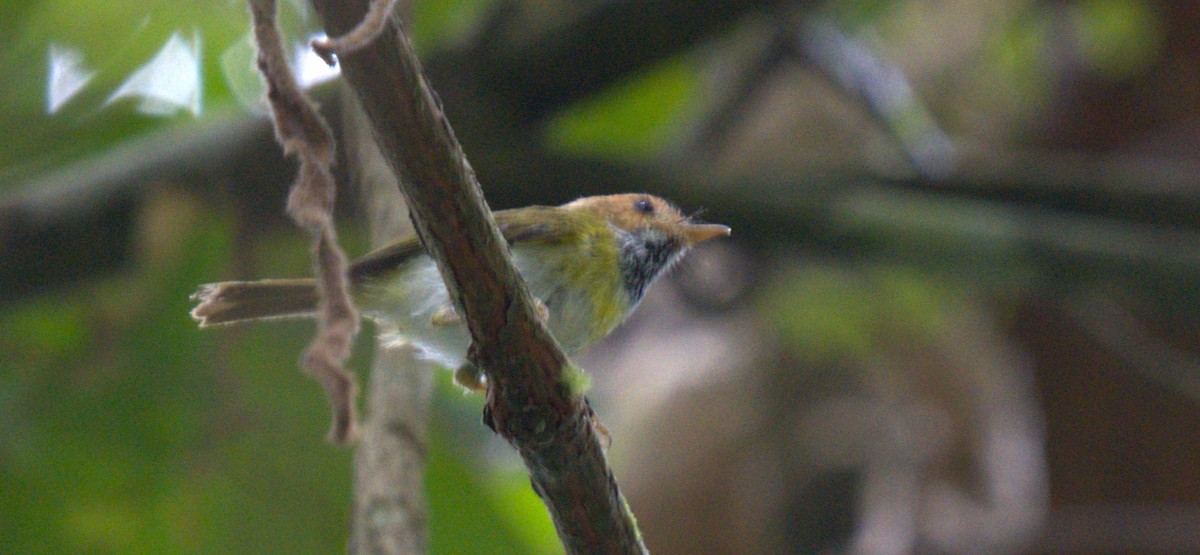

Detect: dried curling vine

[310,0,399,65]
[246,0,363,444]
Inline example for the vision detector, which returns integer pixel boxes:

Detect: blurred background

[3,0,1199,553]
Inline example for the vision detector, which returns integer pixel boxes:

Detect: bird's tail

[190,279,319,327]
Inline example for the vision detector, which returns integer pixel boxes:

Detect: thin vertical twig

[343,82,434,554]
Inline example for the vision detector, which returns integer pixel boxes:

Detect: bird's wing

[349,206,575,282]
[349,234,424,282]
[495,206,575,245]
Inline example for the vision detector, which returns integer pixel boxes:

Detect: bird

[190,193,730,391]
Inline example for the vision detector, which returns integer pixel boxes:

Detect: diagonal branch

[308,1,647,553]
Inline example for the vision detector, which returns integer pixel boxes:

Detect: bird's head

[564,193,731,302]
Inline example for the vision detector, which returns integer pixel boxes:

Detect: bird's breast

[513,235,629,351]
[354,232,631,367]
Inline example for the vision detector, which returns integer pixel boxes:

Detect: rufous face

[564,194,729,246]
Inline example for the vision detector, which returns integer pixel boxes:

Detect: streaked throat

[617,226,684,305]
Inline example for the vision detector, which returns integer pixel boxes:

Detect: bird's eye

[634,198,654,214]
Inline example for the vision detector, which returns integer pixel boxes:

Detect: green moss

[561,361,592,397]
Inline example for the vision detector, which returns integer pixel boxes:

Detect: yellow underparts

[559,227,627,343]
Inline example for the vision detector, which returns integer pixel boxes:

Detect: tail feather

[190,279,320,327]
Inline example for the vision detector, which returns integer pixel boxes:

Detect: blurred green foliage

[0,1,561,552]
[760,264,954,365]
[0,195,558,553]
[0,0,248,184]
[2,0,1188,553]
[1072,0,1163,79]
[546,55,698,161]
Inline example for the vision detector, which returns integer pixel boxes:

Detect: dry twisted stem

[310,0,399,65]
[247,0,361,444]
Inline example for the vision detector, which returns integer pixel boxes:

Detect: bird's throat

[617,227,682,305]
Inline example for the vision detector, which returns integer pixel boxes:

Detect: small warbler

[190,193,730,390]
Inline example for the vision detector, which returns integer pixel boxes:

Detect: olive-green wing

[349,233,424,282]
[494,206,577,245]
[349,206,574,282]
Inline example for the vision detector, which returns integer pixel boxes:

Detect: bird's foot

[453,362,488,393]
[431,306,461,327]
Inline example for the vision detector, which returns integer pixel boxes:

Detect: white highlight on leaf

[220,31,340,114]
[46,44,96,114]
[107,31,203,117]
[295,33,340,89]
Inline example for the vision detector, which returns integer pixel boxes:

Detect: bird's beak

[682,223,732,245]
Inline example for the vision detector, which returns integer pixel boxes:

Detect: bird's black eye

[634,198,654,214]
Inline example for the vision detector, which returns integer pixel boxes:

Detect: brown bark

[309,2,647,553]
